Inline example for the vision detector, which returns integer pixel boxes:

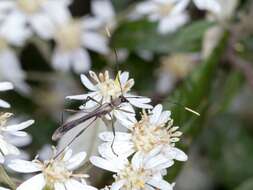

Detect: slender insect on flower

[8,148,96,190]
[0,112,34,163]
[0,82,13,108]
[52,71,152,145]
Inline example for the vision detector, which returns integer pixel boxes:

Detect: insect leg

[82,96,103,107]
[108,113,118,157]
[116,107,135,115]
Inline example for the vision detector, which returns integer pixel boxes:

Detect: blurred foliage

[112,19,212,53]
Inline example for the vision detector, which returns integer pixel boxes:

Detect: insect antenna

[167,101,200,116]
[106,26,124,97]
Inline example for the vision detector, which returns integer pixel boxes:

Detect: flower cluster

[0,0,222,93]
[8,148,95,190]
[0,0,116,92]
[134,0,221,34]
[0,70,189,190]
[64,70,187,189]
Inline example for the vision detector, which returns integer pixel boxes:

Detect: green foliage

[164,32,229,180]
[201,114,253,189]
[112,19,213,53]
[235,178,253,190]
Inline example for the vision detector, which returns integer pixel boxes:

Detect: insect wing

[52,107,98,141]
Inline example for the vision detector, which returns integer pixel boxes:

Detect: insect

[52,94,130,141]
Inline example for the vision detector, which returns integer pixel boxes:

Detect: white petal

[63,149,73,161]
[145,154,171,169]
[91,0,115,20]
[158,13,189,34]
[0,99,10,108]
[1,13,31,46]
[72,49,91,73]
[8,159,42,173]
[111,180,125,190]
[157,111,171,125]
[65,179,97,190]
[17,173,45,190]
[0,138,19,155]
[30,14,54,39]
[164,147,188,161]
[98,142,134,159]
[150,104,163,124]
[119,72,129,85]
[148,178,173,190]
[4,120,34,132]
[0,50,30,94]
[171,0,190,15]
[43,1,71,25]
[52,50,72,72]
[99,132,132,142]
[135,2,157,15]
[54,182,65,190]
[0,82,13,91]
[82,32,109,54]
[81,74,97,91]
[193,0,221,14]
[90,156,119,173]
[128,98,153,109]
[66,151,87,170]
[131,152,144,170]
[0,153,5,164]
[81,16,103,30]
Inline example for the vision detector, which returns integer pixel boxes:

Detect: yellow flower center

[116,164,151,190]
[90,71,134,102]
[0,112,12,129]
[43,161,72,185]
[55,20,82,51]
[158,2,174,16]
[17,0,45,14]
[161,54,195,79]
[132,112,182,153]
[0,38,8,51]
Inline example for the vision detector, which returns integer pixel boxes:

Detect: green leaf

[111,19,213,53]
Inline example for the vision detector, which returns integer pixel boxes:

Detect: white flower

[90,0,117,34]
[66,71,152,122]
[91,152,174,190]
[8,148,96,190]
[0,0,72,39]
[0,82,13,108]
[52,16,109,73]
[156,53,198,94]
[135,0,189,34]
[193,0,221,15]
[98,104,187,162]
[0,19,30,94]
[0,112,34,163]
